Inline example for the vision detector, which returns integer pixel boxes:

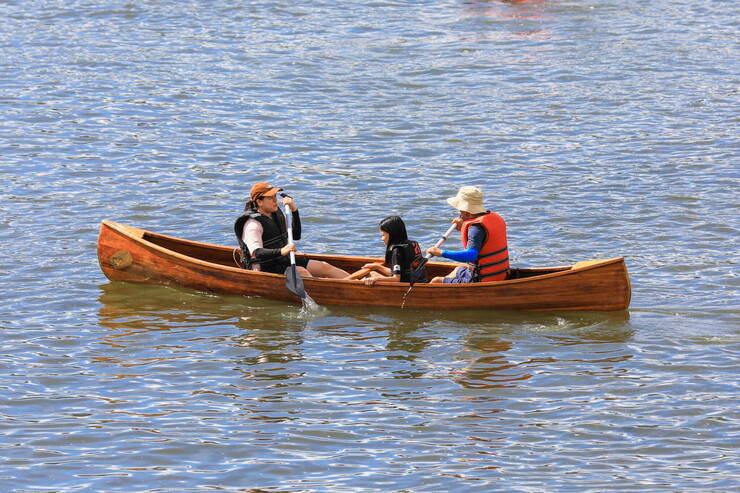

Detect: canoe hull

[97,220,631,311]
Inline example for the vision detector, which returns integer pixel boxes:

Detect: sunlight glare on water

[0,0,737,491]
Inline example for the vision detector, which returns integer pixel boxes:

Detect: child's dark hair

[379,216,408,246]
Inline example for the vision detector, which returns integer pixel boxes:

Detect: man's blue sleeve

[441,225,485,262]
[442,248,478,262]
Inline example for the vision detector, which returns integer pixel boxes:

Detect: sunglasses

[256,194,277,201]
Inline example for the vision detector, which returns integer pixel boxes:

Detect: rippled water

[1,0,738,491]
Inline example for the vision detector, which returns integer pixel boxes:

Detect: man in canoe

[234,182,350,279]
[425,186,510,283]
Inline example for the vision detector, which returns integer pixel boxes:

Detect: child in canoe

[359,216,428,286]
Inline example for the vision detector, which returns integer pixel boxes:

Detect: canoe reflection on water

[454,337,525,390]
[96,282,631,391]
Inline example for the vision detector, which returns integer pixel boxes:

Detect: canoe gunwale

[103,220,623,288]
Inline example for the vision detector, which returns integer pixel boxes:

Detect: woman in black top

[361,216,428,286]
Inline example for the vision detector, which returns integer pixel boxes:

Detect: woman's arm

[281,196,301,240]
[361,262,392,276]
[291,210,301,241]
[246,220,293,260]
[243,220,263,254]
[364,273,401,286]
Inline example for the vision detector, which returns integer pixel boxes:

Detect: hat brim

[447,196,485,214]
[261,187,283,197]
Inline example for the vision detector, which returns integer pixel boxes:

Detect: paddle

[282,199,306,299]
[407,223,458,281]
[420,223,458,268]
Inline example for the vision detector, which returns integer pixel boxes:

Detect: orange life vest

[460,212,510,282]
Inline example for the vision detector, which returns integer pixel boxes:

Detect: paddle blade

[285,265,306,299]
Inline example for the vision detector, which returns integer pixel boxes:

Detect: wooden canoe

[97,220,631,311]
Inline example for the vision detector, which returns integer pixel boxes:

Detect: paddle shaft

[284,203,296,265]
[425,223,458,259]
[281,201,308,299]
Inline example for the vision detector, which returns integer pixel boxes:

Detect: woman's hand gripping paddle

[283,200,306,299]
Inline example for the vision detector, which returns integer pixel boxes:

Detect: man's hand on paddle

[280,243,297,256]
[426,246,442,258]
[428,217,464,257]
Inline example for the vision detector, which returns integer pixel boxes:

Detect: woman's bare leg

[306,260,350,279]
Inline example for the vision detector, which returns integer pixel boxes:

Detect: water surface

[1,0,738,491]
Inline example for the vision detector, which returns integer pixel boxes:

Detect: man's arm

[439,224,486,262]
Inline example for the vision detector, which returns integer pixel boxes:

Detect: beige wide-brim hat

[446,186,486,214]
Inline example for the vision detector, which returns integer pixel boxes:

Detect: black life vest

[233,207,290,269]
[385,240,427,284]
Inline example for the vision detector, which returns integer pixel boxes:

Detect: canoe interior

[140,230,567,280]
